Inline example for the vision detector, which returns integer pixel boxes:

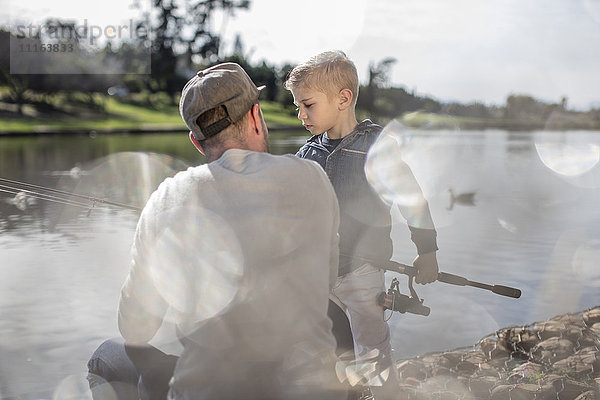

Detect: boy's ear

[337,88,354,111]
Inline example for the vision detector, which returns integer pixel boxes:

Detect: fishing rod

[385,260,522,298]
[378,260,521,317]
[0,177,142,212]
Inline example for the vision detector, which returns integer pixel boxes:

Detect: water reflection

[1,130,600,398]
[367,125,600,358]
[446,188,476,211]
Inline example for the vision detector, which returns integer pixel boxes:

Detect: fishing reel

[377,277,430,316]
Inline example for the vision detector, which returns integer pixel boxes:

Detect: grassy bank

[0,96,301,135]
[397,111,600,131]
[4,95,599,135]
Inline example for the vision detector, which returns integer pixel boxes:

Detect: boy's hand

[413,252,439,284]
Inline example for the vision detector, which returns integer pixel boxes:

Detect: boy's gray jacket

[296,119,437,276]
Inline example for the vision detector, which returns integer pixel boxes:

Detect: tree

[504,94,546,120]
[146,0,251,97]
[0,30,25,114]
[360,57,397,116]
[220,54,278,102]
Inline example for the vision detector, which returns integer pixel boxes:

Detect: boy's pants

[330,263,400,400]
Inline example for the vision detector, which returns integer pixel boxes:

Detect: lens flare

[81,152,190,207]
[365,121,441,229]
[366,124,422,207]
[534,132,600,177]
[144,205,244,335]
[85,373,139,400]
[534,229,590,317]
[45,152,189,229]
[52,374,94,400]
[572,239,600,286]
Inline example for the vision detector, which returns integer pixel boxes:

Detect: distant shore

[2,98,600,136]
[395,111,600,131]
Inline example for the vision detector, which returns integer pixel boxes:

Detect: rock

[417,375,468,399]
[538,373,568,387]
[552,347,600,379]
[403,377,422,387]
[429,365,457,378]
[392,308,600,400]
[397,385,417,400]
[552,378,594,400]
[454,359,481,376]
[575,329,600,350]
[490,383,554,400]
[479,337,510,360]
[498,328,538,357]
[422,353,453,370]
[583,307,600,327]
[397,359,428,381]
[462,350,488,366]
[508,362,544,384]
[574,391,596,400]
[490,384,514,400]
[461,375,497,399]
[440,351,465,367]
[533,319,585,342]
[531,337,575,364]
[473,362,501,378]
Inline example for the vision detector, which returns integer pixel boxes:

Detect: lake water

[1,129,600,399]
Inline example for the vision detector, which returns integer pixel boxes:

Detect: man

[88,63,345,400]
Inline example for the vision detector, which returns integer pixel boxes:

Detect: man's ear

[249,103,263,135]
[189,132,205,155]
[338,88,354,111]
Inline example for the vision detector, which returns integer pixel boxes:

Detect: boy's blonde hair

[285,50,359,105]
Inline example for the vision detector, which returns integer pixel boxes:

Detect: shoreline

[0,124,303,137]
[2,124,600,137]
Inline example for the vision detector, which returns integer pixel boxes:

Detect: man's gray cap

[180,62,265,141]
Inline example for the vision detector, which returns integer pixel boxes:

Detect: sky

[3,0,600,109]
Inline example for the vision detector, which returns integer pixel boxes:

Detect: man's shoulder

[269,152,324,173]
[271,154,331,184]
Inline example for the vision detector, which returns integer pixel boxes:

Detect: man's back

[118,149,343,399]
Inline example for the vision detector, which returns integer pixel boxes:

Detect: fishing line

[0,183,94,210]
[1,186,99,210]
[0,177,142,211]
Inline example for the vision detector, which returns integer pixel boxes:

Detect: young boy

[285,51,439,399]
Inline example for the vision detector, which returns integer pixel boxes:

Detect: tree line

[1,0,599,129]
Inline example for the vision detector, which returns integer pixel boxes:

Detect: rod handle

[437,272,469,286]
[491,285,522,298]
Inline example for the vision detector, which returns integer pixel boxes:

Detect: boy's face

[291,85,340,136]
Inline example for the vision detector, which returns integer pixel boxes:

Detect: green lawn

[0,95,301,134]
